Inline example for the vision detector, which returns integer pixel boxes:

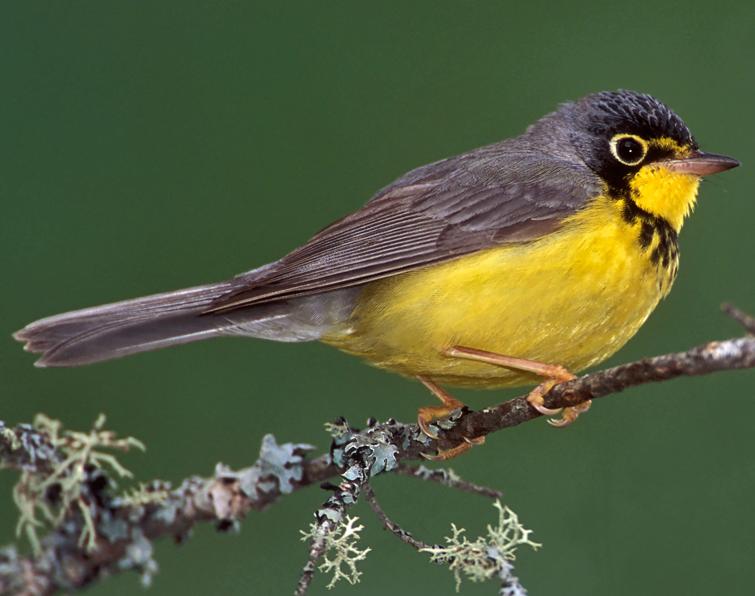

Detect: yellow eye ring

[609,133,648,166]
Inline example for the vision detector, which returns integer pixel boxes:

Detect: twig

[396,464,503,500]
[295,479,363,595]
[295,418,398,594]
[723,303,755,334]
[295,518,335,596]
[366,472,532,594]
[362,483,433,550]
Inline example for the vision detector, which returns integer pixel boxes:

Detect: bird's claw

[546,400,592,427]
[420,435,485,461]
[526,373,591,427]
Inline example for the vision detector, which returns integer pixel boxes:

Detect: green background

[1,2,753,595]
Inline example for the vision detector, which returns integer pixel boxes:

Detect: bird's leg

[443,346,591,427]
[416,375,485,460]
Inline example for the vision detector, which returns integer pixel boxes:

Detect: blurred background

[1,2,753,594]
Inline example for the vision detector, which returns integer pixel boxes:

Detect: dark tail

[14,282,242,367]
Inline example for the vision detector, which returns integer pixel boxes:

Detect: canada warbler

[15,90,739,458]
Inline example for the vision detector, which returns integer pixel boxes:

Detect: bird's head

[528,90,739,231]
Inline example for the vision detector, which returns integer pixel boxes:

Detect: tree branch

[722,302,755,334]
[441,335,754,448]
[395,464,503,500]
[2,312,753,594]
[363,483,434,551]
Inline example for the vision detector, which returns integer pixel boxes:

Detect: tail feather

[14,282,238,367]
[14,279,359,367]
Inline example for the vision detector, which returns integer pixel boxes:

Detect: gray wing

[209,143,601,312]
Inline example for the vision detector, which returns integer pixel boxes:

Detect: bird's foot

[420,435,486,461]
[416,375,484,460]
[443,345,591,427]
[526,379,592,427]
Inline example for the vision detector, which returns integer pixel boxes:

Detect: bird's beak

[661,151,740,176]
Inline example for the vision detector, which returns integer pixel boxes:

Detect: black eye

[610,134,648,166]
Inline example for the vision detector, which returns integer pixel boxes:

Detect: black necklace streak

[620,194,679,277]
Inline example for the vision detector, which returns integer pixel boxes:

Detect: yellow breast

[324,190,689,389]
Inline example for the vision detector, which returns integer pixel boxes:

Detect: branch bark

[2,320,753,595]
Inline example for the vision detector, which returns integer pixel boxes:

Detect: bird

[14,90,739,458]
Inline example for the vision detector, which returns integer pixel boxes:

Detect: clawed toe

[417,408,442,440]
[421,435,485,461]
[525,372,591,428]
[529,401,563,417]
[546,400,592,427]
[416,376,485,460]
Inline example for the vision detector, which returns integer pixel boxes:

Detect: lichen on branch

[1,306,753,595]
[11,414,144,554]
[300,515,371,589]
[421,500,540,593]
[0,418,320,595]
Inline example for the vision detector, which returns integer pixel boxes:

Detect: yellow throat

[630,139,700,231]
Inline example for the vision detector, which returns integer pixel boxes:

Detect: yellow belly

[323,196,677,388]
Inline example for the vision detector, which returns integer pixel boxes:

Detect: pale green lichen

[413,464,462,484]
[324,419,350,439]
[217,434,314,502]
[330,421,399,477]
[421,500,541,592]
[1,427,21,451]
[13,414,144,554]
[301,515,371,589]
[118,483,169,508]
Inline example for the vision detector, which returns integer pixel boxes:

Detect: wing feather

[208,143,602,312]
